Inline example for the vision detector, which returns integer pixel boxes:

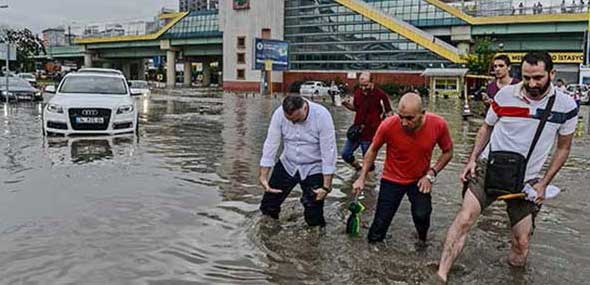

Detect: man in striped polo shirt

[436,52,578,283]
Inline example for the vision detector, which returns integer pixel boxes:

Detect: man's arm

[342,96,356,111]
[259,110,283,193]
[314,110,337,200]
[461,123,493,182]
[379,89,394,117]
[533,133,574,203]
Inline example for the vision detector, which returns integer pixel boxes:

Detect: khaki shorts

[466,159,541,228]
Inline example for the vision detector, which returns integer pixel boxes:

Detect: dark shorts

[466,159,541,227]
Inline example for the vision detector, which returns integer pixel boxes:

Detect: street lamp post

[1,3,9,103]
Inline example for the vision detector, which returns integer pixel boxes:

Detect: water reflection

[0,93,588,284]
[44,135,136,164]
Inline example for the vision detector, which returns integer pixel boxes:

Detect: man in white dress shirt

[259,95,337,227]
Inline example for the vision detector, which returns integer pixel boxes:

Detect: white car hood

[49,93,133,108]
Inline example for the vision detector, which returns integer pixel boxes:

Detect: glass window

[60,76,128,95]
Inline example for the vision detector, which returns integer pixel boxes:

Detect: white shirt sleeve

[260,108,283,167]
[558,103,579,136]
[318,109,337,175]
[484,103,499,126]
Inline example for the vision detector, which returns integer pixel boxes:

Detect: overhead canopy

[421,68,469,77]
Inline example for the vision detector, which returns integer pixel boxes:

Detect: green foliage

[0,28,46,72]
[463,37,497,75]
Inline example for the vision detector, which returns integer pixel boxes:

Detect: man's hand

[532,181,548,205]
[417,176,433,193]
[460,160,477,183]
[259,177,282,194]
[312,188,329,201]
[352,177,365,196]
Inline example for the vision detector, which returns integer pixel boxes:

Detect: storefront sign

[254,38,288,71]
[497,52,584,64]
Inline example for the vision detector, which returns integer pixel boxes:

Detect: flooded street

[1,90,589,284]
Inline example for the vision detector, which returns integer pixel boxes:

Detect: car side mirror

[44,85,56,93]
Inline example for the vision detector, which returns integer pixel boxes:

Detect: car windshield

[303,81,316,85]
[0,77,33,88]
[129,81,148,88]
[59,76,128,95]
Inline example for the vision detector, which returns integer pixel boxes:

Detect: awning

[421,68,469,77]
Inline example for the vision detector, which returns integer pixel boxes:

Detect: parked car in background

[42,69,139,136]
[0,76,42,101]
[299,81,330,96]
[18,73,37,87]
[128,80,151,96]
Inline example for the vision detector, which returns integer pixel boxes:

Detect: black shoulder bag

[346,93,370,141]
[484,93,556,197]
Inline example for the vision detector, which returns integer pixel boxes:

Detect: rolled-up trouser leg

[260,161,298,219]
[368,180,406,243]
[299,173,325,227]
[406,183,432,241]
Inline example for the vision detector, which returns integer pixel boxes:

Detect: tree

[0,28,46,72]
[463,37,497,75]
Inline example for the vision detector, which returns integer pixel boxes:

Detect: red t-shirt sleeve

[437,119,453,152]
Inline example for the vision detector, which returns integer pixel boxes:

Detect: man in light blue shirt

[259,95,337,227]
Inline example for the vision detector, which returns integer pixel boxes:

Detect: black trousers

[260,161,325,227]
[368,179,432,242]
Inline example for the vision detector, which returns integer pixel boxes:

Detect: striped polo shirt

[481,82,578,181]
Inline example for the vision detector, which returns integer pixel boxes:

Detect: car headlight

[46,103,64,114]
[1,91,13,96]
[116,104,134,114]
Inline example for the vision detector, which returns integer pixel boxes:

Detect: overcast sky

[0,0,178,33]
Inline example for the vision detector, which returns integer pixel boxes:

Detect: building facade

[180,0,219,12]
[42,28,66,47]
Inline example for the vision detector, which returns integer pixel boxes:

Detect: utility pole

[1,3,10,103]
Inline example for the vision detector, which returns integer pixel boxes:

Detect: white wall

[220,0,284,85]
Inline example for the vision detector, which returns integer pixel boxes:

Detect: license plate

[76,117,104,124]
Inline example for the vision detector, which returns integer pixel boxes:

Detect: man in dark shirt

[341,72,393,171]
[483,55,520,110]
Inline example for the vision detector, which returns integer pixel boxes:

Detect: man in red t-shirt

[353,93,454,243]
[342,72,393,171]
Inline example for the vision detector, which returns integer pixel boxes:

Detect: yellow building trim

[159,12,186,20]
[335,0,465,63]
[75,12,189,44]
[425,0,587,24]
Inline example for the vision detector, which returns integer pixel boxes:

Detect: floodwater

[0,90,589,284]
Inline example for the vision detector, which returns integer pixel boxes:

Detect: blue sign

[254,38,288,71]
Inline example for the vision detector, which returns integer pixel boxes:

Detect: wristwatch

[426,174,436,184]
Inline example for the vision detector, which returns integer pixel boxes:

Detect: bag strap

[525,92,556,164]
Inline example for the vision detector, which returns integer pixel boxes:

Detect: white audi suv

[42,69,139,136]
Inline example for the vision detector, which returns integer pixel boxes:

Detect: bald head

[398,93,423,114]
[398,93,425,132]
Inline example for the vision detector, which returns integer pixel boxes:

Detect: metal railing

[444,0,590,17]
